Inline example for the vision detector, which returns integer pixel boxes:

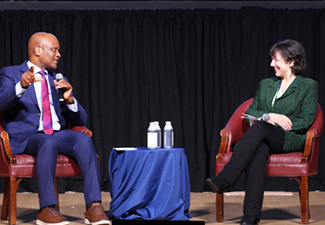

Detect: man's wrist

[20,81,28,89]
[66,97,75,104]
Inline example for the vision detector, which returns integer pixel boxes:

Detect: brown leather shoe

[36,207,69,225]
[84,202,110,225]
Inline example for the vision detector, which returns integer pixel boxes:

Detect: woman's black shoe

[206,175,230,194]
[240,215,259,225]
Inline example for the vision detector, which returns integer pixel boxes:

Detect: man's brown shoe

[84,202,110,225]
[36,207,69,225]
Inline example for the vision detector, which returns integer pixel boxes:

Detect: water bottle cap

[154,121,159,125]
[166,121,171,125]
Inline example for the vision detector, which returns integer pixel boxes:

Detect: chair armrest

[70,126,93,137]
[301,130,315,163]
[216,128,231,163]
[0,130,17,164]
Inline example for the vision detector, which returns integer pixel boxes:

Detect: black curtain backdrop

[1,7,325,193]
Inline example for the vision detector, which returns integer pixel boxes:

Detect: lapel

[278,75,301,99]
[270,75,302,110]
[19,61,40,110]
[265,78,281,111]
[48,72,66,127]
[47,71,62,117]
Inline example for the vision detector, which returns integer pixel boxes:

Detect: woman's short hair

[270,39,307,75]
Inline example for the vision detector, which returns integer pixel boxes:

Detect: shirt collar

[27,61,48,75]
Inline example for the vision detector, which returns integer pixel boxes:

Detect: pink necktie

[39,71,53,135]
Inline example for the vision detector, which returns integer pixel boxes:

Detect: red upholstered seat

[0,110,94,225]
[1,154,83,178]
[215,98,323,224]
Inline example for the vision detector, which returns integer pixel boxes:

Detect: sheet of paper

[241,113,258,121]
[113,147,137,151]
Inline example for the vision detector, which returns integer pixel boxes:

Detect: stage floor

[0,191,325,224]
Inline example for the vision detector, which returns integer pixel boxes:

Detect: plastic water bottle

[163,121,174,148]
[154,121,161,148]
[147,122,158,149]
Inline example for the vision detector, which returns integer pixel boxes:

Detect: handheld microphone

[261,113,270,122]
[55,73,64,102]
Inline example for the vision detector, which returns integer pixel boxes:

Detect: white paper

[113,147,137,151]
[241,113,258,126]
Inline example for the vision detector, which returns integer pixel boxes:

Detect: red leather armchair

[0,110,93,225]
[215,98,323,224]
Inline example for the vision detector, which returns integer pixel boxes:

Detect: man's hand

[54,78,74,104]
[268,113,292,130]
[20,67,43,88]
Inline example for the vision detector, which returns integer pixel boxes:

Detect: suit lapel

[266,79,280,111]
[48,72,61,113]
[48,72,65,126]
[278,75,301,99]
[19,62,40,110]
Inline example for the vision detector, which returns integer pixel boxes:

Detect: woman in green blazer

[207,40,318,225]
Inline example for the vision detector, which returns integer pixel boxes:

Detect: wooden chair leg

[1,177,10,220]
[216,192,224,222]
[9,177,17,225]
[300,176,309,224]
[54,177,60,211]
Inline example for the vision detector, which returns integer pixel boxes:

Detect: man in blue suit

[0,32,110,225]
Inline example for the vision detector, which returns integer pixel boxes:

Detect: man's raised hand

[20,66,43,88]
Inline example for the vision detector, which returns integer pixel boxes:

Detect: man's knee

[76,134,96,156]
[38,137,60,154]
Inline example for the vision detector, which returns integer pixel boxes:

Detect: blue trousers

[24,129,101,209]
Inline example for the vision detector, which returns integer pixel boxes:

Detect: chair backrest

[309,104,323,138]
[224,98,253,147]
[306,103,323,173]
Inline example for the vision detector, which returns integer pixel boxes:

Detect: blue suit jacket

[0,60,88,154]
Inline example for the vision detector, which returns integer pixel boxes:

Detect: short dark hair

[269,39,307,75]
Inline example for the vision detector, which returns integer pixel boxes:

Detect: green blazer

[245,75,319,152]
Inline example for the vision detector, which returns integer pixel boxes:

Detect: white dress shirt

[14,61,78,132]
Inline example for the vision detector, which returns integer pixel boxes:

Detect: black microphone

[261,113,270,122]
[55,73,64,102]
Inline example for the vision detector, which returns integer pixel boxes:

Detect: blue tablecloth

[109,147,192,220]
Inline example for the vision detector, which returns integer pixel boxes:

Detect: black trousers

[219,121,285,219]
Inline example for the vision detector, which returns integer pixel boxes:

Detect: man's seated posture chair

[215,98,323,224]
[0,110,93,225]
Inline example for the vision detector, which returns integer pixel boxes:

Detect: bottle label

[147,132,158,149]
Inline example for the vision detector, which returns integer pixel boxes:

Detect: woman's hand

[268,113,292,130]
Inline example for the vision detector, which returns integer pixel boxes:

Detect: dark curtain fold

[1,7,325,193]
